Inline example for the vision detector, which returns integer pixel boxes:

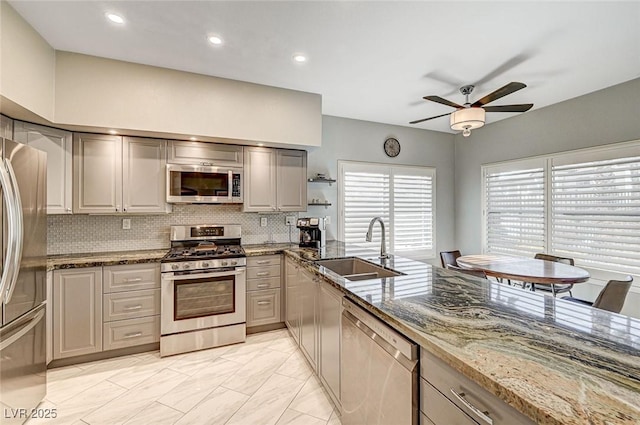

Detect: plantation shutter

[484,160,545,257]
[551,147,640,275]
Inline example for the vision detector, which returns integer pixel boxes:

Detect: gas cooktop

[162,244,246,262]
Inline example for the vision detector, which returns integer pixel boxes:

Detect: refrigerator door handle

[0,305,45,351]
[3,158,24,305]
[0,159,17,305]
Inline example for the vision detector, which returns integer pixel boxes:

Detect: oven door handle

[163,269,246,281]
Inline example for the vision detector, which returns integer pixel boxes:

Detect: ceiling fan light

[450,108,486,132]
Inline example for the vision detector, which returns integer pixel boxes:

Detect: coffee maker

[296,217,326,248]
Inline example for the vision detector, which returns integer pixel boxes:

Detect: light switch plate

[260,217,268,227]
[122,218,131,230]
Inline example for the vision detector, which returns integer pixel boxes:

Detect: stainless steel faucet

[365,217,388,259]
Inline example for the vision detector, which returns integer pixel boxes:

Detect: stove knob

[231,260,238,266]
[171,264,180,271]
[202,262,210,268]
[183,263,191,270]
[221,260,228,266]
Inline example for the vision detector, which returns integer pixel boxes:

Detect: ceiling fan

[410,82,533,137]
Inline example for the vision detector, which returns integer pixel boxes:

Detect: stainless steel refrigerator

[0,138,47,424]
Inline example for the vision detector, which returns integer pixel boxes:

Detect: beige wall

[0,1,55,121]
[54,52,322,147]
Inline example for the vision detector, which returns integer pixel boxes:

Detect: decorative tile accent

[47,204,300,255]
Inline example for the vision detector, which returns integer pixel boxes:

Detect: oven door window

[174,276,235,320]
[169,171,229,197]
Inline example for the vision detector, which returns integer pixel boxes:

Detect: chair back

[534,253,575,266]
[446,264,487,279]
[440,250,461,268]
[593,276,633,313]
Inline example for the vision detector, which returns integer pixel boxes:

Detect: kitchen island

[282,242,640,425]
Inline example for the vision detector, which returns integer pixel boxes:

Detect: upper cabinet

[14,121,73,214]
[168,141,243,167]
[0,115,13,139]
[244,147,307,212]
[73,133,170,214]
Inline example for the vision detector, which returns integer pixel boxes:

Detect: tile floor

[28,329,341,425]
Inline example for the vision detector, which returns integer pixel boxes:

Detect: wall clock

[384,138,400,157]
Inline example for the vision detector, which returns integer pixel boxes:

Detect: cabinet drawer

[420,379,477,425]
[247,255,281,268]
[247,289,281,327]
[247,264,281,280]
[247,277,281,292]
[103,316,160,351]
[421,350,535,425]
[103,289,160,322]
[103,263,160,293]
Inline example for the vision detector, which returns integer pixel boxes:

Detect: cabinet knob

[66,208,72,212]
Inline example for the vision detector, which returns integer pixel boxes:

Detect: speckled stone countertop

[46,249,168,270]
[46,242,640,424]
[281,242,640,425]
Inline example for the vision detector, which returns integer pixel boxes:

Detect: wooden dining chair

[446,264,487,279]
[562,276,633,314]
[532,253,575,296]
[440,250,461,268]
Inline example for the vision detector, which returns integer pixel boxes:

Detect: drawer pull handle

[257,301,272,306]
[449,389,493,425]
[256,260,271,265]
[123,305,143,311]
[257,284,270,288]
[256,272,270,277]
[124,277,143,283]
[123,332,143,339]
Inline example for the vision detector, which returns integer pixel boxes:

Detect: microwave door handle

[4,159,23,305]
[0,160,17,305]
[228,170,232,201]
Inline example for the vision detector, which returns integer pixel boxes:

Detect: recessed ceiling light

[257,143,264,147]
[208,35,223,45]
[292,54,307,63]
[106,13,124,24]
[108,130,118,135]
[190,137,197,141]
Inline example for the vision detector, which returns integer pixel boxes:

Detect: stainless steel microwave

[166,164,243,204]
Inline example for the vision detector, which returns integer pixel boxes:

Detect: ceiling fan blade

[483,104,534,113]
[409,112,452,125]
[423,96,463,109]
[471,82,527,107]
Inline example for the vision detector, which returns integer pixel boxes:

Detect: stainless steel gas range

[160,224,247,357]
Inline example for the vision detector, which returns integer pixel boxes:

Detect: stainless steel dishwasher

[341,299,419,425]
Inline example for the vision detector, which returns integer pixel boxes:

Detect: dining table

[456,254,590,288]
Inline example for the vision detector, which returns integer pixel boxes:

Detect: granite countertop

[282,242,640,425]
[46,243,640,424]
[46,249,168,270]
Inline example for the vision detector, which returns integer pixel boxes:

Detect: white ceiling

[8,1,640,134]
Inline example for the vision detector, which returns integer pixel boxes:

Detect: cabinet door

[285,259,301,344]
[14,121,73,214]
[53,268,103,359]
[0,114,13,139]
[246,289,281,327]
[300,268,317,370]
[168,140,243,167]
[243,147,277,212]
[319,281,342,405]
[276,149,307,212]
[73,133,122,213]
[122,137,170,213]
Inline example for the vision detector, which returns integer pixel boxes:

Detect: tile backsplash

[47,204,299,255]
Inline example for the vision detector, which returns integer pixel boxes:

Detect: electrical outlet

[260,217,268,227]
[285,216,296,226]
[122,218,131,230]
[324,216,331,225]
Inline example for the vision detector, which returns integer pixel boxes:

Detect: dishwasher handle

[342,309,418,372]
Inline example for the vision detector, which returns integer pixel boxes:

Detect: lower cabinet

[284,255,342,407]
[52,263,160,361]
[420,350,535,425]
[246,255,283,328]
[53,267,103,359]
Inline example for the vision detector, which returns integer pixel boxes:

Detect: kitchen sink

[315,257,404,281]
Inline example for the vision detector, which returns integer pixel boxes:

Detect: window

[338,161,435,259]
[482,141,640,277]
